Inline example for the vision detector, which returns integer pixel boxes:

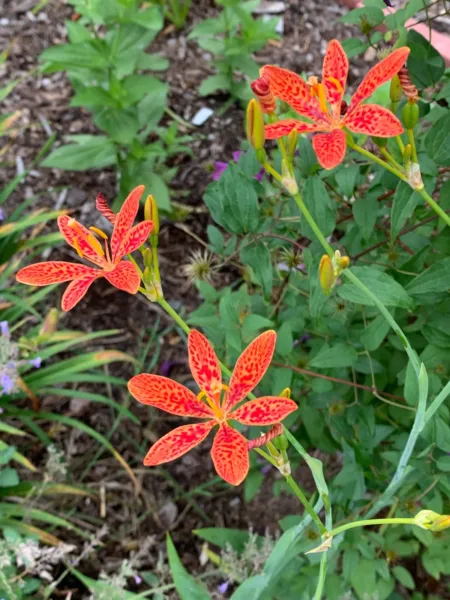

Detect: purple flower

[1,373,15,394]
[134,574,142,585]
[159,360,183,377]
[261,464,271,475]
[29,357,42,368]
[255,169,265,182]
[0,321,9,337]
[218,582,229,595]
[212,161,229,181]
[232,151,242,163]
[300,333,311,344]
[0,208,4,221]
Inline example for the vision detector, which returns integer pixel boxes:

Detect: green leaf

[137,80,168,128]
[407,30,445,89]
[42,135,117,170]
[425,112,450,166]
[338,266,414,309]
[310,343,357,369]
[70,86,117,108]
[166,534,210,600]
[244,470,264,502]
[40,43,108,69]
[65,21,92,43]
[353,195,378,241]
[0,468,19,487]
[405,257,450,296]
[390,182,420,241]
[340,6,384,26]
[242,314,274,340]
[95,108,140,144]
[71,569,140,599]
[194,528,263,552]
[361,315,390,352]
[139,172,171,212]
[335,165,359,198]
[204,165,260,234]
[392,565,415,589]
[300,176,335,239]
[436,456,450,472]
[240,241,272,296]
[199,74,231,96]
[136,52,169,71]
[351,558,377,599]
[276,322,293,356]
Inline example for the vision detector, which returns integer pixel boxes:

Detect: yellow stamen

[86,234,105,257]
[308,76,329,115]
[327,76,343,94]
[198,390,223,420]
[72,237,84,258]
[89,226,109,240]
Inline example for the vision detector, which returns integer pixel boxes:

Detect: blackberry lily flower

[16,186,153,311]
[260,40,410,169]
[128,330,297,486]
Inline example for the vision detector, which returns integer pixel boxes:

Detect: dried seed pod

[398,66,419,102]
[251,76,276,114]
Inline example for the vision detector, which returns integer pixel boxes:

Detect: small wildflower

[212,161,229,181]
[29,357,42,368]
[0,321,9,337]
[0,208,4,221]
[183,249,215,284]
[218,581,229,594]
[1,373,15,394]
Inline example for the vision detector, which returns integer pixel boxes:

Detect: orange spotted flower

[258,40,410,169]
[16,185,153,311]
[128,330,297,486]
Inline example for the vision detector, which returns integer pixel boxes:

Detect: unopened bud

[273,433,289,452]
[414,510,450,532]
[142,247,153,269]
[144,194,159,236]
[246,99,266,151]
[287,130,298,157]
[319,255,336,296]
[39,308,59,337]
[250,76,276,114]
[402,101,419,129]
[335,253,350,270]
[403,143,412,163]
[372,136,388,148]
[279,387,291,398]
[390,75,403,104]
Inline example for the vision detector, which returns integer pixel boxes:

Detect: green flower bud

[402,101,420,130]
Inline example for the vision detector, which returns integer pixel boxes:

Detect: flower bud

[390,75,403,104]
[402,101,420,129]
[403,143,412,163]
[414,510,450,532]
[142,247,153,270]
[335,254,350,270]
[287,130,298,157]
[273,433,289,452]
[319,255,336,296]
[279,387,291,398]
[39,308,59,337]
[144,194,159,235]
[246,99,266,151]
[250,77,276,114]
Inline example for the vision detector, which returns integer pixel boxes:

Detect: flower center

[308,76,329,115]
[197,383,230,422]
[68,220,113,265]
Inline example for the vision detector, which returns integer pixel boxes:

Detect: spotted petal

[116,221,153,259]
[260,66,324,123]
[230,396,297,425]
[58,215,106,268]
[143,421,214,466]
[128,374,214,418]
[111,185,145,262]
[16,261,98,285]
[103,261,141,294]
[210,424,249,486]
[312,128,347,170]
[225,330,276,411]
[61,271,101,311]
[350,47,410,110]
[188,330,222,398]
[264,119,322,139]
[345,104,403,137]
[323,39,348,116]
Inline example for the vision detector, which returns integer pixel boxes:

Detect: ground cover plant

[2,0,450,598]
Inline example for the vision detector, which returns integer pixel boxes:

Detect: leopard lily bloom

[128,330,297,486]
[259,40,410,169]
[16,185,153,311]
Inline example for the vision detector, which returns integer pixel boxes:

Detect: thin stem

[292,192,333,256]
[407,128,418,162]
[395,135,405,154]
[417,187,450,228]
[328,518,416,537]
[314,554,328,600]
[262,161,283,182]
[157,297,190,335]
[424,380,450,423]
[349,141,408,182]
[380,147,405,172]
[286,475,327,535]
[253,447,279,468]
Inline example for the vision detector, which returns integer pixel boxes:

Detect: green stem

[314,554,328,600]
[424,380,450,422]
[395,135,405,154]
[286,475,327,535]
[262,161,283,182]
[349,141,408,182]
[157,297,190,335]
[292,192,333,256]
[380,147,405,172]
[417,187,450,228]
[328,518,416,537]
[407,128,418,162]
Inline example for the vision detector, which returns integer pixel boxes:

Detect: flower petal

[58,215,106,268]
[265,119,322,139]
[128,374,214,418]
[312,128,346,170]
[345,104,403,137]
[143,421,214,466]
[260,66,324,122]
[226,330,276,411]
[61,271,101,311]
[16,262,97,285]
[323,39,348,116]
[103,261,141,294]
[350,47,410,110]
[230,396,297,425]
[116,221,153,257]
[111,185,145,261]
[188,330,222,398]
[211,424,249,486]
